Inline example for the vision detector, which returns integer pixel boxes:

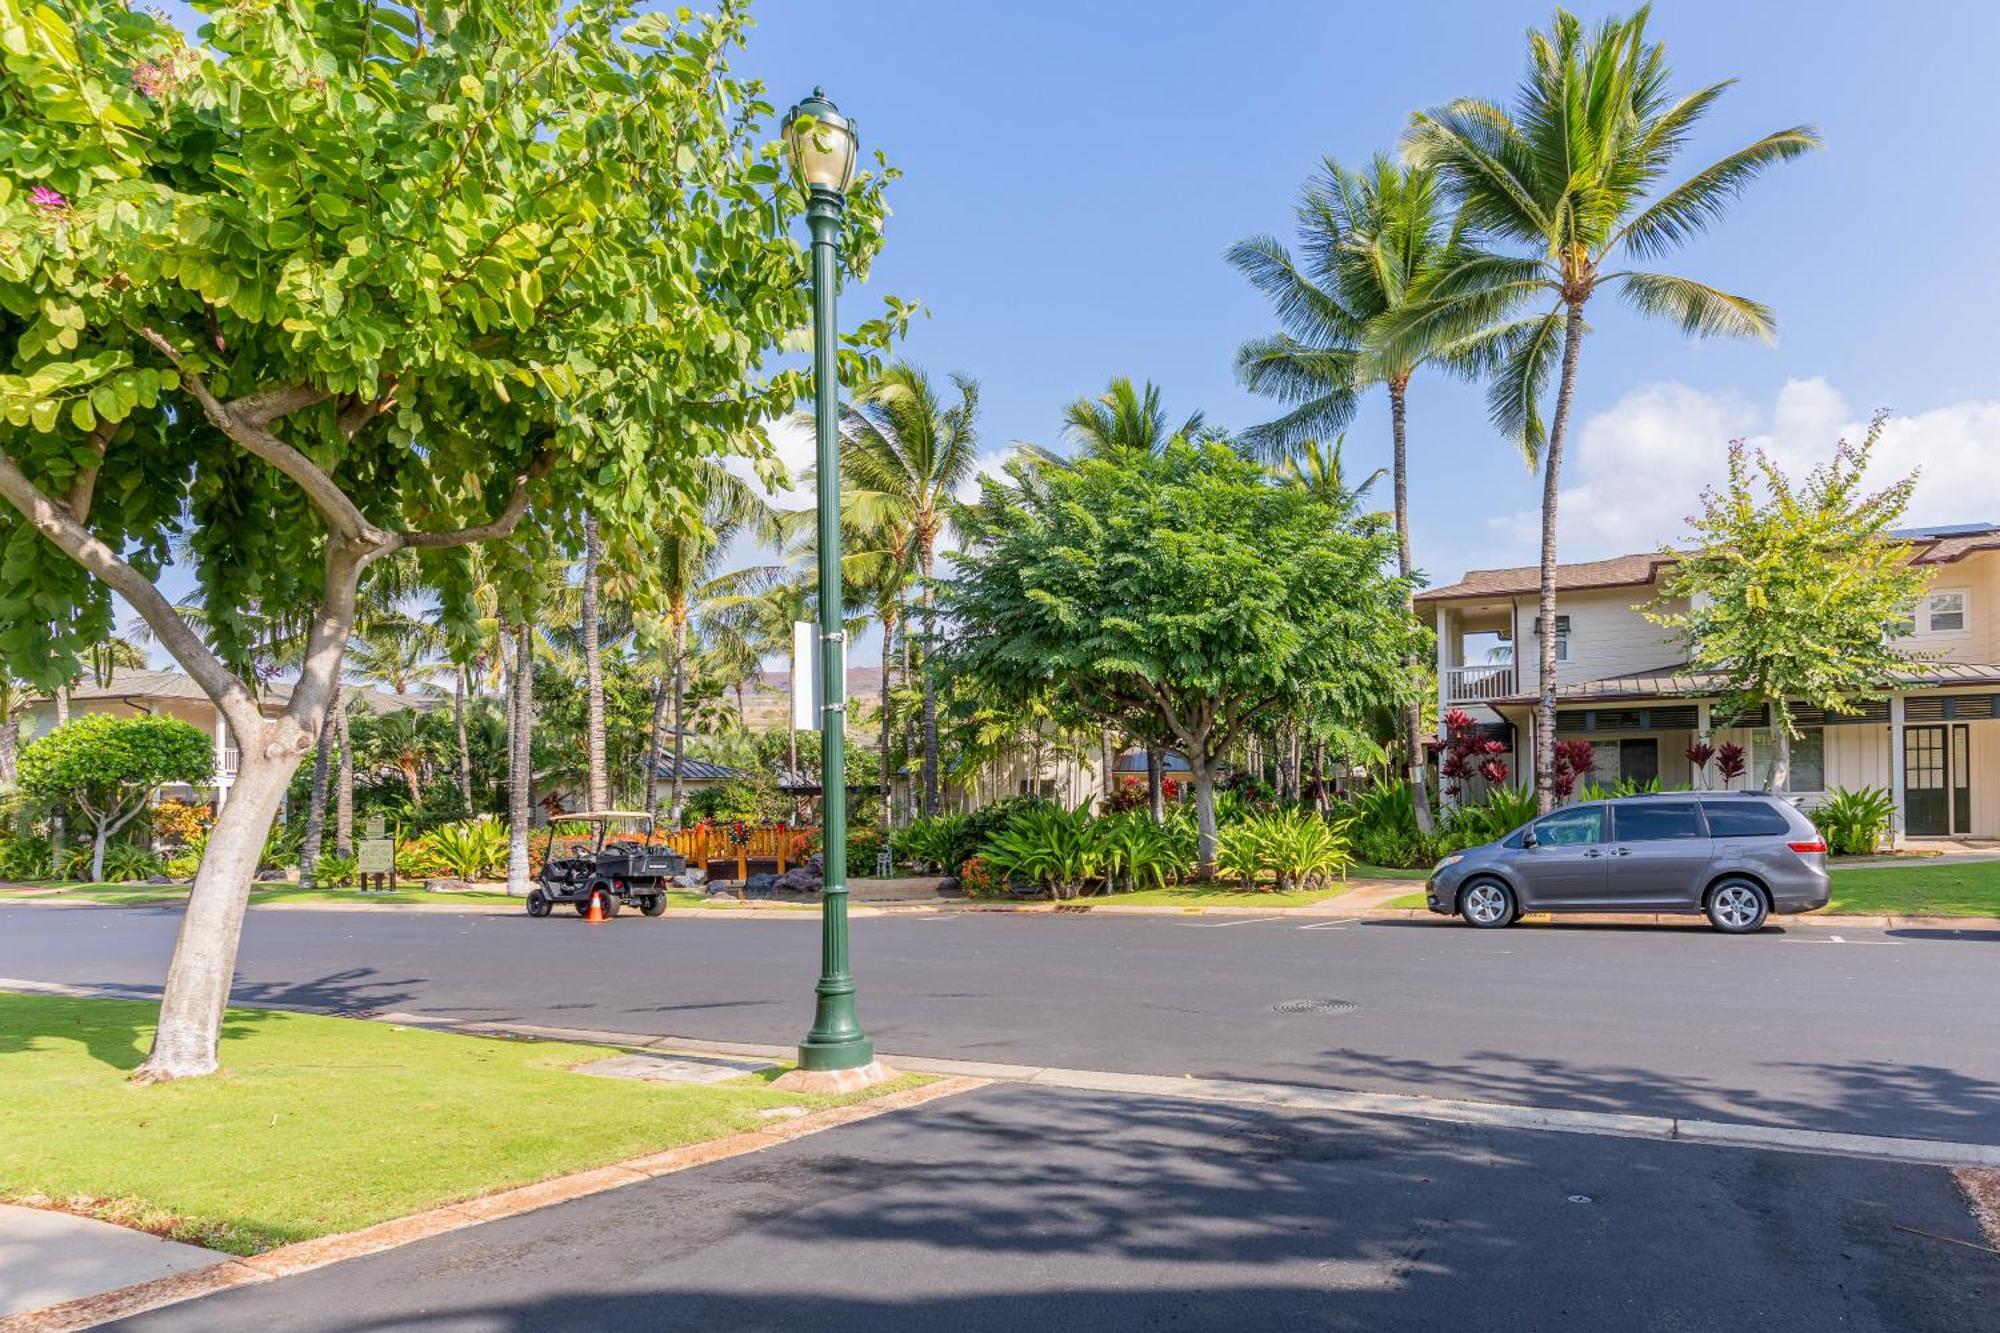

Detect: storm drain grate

[1272,998,1359,1015]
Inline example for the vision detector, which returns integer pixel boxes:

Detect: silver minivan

[1425,793,1830,933]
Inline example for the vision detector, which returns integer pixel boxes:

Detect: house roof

[647,756,748,782]
[1489,661,2000,707]
[1418,523,2000,606]
[1113,748,1192,774]
[42,669,433,716]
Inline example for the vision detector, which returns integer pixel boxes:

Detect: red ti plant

[1715,742,1747,789]
[1685,739,1716,790]
[1438,708,1509,797]
[1552,739,1598,800]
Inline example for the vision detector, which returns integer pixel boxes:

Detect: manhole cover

[1272,998,1358,1015]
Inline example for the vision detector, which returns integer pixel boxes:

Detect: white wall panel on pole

[791,621,817,732]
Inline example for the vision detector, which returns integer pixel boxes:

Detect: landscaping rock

[937,875,963,897]
[675,868,707,888]
[705,880,738,898]
[255,869,287,882]
[742,872,781,898]
[773,856,824,894]
[424,878,477,894]
[143,875,175,885]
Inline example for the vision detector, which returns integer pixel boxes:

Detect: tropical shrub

[1716,742,1748,788]
[61,839,162,883]
[686,780,764,824]
[1217,810,1353,891]
[1092,811,1192,893]
[1350,781,1418,838]
[955,855,1003,899]
[163,828,207,880]
[396,836,445,879]
[1100,780,1149,814]
[427,818,509,880]
[895,814,967,874]
[259,823,303,873]
[981,802,1100,900]
[149,799,213,848]
[1447,785,1540,845]
[312,853,360,888]
[0,833,53,881]
[1812,786,1894,856]
[847,829,886,874]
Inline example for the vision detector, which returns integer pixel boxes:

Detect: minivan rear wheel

[1705,879,1769,933]
[1460,880,1516,929]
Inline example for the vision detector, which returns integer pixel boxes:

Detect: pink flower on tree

[27,185,68,214]
[132,62,169,98]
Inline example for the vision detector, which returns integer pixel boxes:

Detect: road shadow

[114,1087,2000,1332]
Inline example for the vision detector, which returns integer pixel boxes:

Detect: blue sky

[734,0,2000,585]
[137,1,2000,665]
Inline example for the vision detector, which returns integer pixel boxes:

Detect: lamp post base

[771,1058,897,1095]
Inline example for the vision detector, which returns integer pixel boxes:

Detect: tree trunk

[582,514,607,811]
[134,747,302,1080]
[643,671,668,818]
[1191,754,1219,875]
[920,543,941,815]
[1390,378,1436,835]
[1312,738,1327,812]
[401,761,421,805]
[51,684,69,868]
[505,623,535,895]
[1766,724,1791,793]
[298,680,339,889]
[90,817,109,883]
[878,607,895,821]
[0,711,17,788]
[1101,730,1116,807]
[670,617,688,827]
[1147,745,1165,822]
[334,692,353,857]
[1534,303,1590,814]
[453,665,473,810]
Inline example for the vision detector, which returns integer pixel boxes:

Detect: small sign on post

[358,817,395,892]
[790,620,846,733]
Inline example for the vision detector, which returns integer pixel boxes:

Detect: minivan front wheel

[1705,879,1769,933]
[1460,880,1517,929]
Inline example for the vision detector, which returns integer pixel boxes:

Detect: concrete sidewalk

[0,1203,222,1319]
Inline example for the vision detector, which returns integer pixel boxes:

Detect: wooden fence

[664,823,815,881]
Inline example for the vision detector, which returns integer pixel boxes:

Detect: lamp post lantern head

[782,87,859,196]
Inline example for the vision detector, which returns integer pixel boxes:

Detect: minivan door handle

[1582,849,1603,859]
[1612,846,1633,856]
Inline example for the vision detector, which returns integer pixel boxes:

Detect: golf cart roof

[562,810,654,823]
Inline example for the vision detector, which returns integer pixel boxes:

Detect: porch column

[1695,702,1711,789]
[1434,607,1450,814]
[212,713,230,811]
[1888,694,1907,850]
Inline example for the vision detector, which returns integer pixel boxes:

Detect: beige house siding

[1514,588,1686,683]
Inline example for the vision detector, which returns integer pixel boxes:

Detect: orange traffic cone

[585,892,605,923]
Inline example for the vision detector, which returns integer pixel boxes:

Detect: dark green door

[1905,726,1948,837]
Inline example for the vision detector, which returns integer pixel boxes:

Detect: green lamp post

[783,89,875,1077]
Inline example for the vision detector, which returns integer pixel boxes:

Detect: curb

[0,1074,983,1332]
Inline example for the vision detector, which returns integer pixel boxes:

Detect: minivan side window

[1613,801,1706,841]
[1531,806,1604,846]
[1700,799,1792,837]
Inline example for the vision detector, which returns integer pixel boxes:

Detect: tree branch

[65,420,115,522]
[136,327,381,544]
[0,449,262,740]
[395,448,554,549]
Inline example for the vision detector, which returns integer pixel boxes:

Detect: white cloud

[1471,377,2000,569]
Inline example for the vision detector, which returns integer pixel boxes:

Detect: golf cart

[527,811,687,919]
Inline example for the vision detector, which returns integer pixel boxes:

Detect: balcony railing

[220,745,240,778]
[1443,664,1516,704]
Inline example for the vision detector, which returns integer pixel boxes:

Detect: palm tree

[633,464,785,824]
[1055,377,1203,461]
[1398,6,1819,810]
[838,363,983,816]
[1229,157,1524,831]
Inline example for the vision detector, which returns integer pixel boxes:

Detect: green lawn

[0,994,922,1256]
[1826,860,2000,917]
[1058,880,1353,908]
[1384,892,1429,911]
[1350,863,1432,881]
[0,882,523,907]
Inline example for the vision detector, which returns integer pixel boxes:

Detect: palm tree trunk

[334,693,354,857]
[453,665,473,810]
[0,710,17,789]
[920,543,941,815]
[878,607,895,823]
[299,681,339,889]
[1535,304,1590,814]
[1389,378,1437,834]
[1101,730,1116,807]
[506,622,535,895]
[670,617,688,827]
[644,670,668,818]
[51,684,68,869]
[582,515,607,810]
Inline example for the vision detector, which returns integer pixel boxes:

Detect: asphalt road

[111,1083,2000,1333]
[6,903,1999,1142]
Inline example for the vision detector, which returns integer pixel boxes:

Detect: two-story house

[1418,523,2000,846]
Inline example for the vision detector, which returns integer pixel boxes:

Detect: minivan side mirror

[1521,830,1538,849]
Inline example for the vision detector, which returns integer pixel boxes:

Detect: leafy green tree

[943,442,1418,870]
[0,1,901,1079]
[1229,157,1523,832]
[1647,416,1928,792]
[838,364,982,816]
[1054,377,1202,461]
[18,713,212,881]
[1397,6,1818,810]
